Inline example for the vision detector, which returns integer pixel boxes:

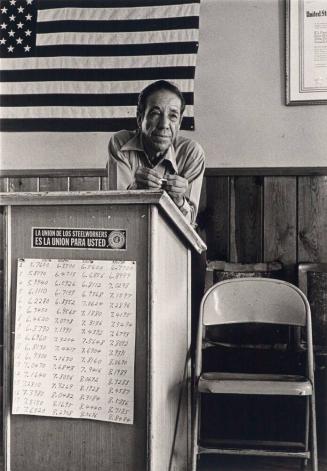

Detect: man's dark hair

[137,80,186,119]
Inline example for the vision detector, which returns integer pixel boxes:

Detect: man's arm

[108,133,163,190]
[166,142,205,225]
[108,133,136,190]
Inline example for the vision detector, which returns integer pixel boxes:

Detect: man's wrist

[175,196,185,208]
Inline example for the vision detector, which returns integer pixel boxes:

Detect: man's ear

[136,110,143,129]
[178,112,183,129]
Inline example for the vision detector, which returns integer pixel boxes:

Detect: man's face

[138,89,183,156]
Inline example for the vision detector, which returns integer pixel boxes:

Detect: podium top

[0,190,206,254]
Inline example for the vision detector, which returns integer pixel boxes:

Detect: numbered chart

[13,259,136,424]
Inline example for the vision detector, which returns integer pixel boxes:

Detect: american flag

[0,0,200,132]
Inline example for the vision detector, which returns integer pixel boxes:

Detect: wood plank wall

[0,169,327,456]
[198,174,327,282]
[1,170,327,279]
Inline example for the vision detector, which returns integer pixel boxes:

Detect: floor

[198,455,327,471]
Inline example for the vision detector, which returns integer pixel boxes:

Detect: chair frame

[192,277,318,471]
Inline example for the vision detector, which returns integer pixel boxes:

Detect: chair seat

[198,372,313,396]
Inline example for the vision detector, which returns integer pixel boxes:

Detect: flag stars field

[0,0,36,54]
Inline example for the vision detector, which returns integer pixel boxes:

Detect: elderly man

[108,80,205,226]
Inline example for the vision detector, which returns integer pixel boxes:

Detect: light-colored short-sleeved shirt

[108,129,205,225]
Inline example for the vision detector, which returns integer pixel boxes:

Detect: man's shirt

[108,130,205,225]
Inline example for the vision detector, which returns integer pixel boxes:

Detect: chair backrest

[195,278,314,381]
[201,278,308,327]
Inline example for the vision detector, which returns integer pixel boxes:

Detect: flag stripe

[37,17,199,33]
[0,0,200,132]
[0,105,194,119]
[1,79,194,95]
[0,66,195,82]
[0,117,195,132]
[0,92,194,106]
[37,4,200,22]
[36,30,199,46]
[0,54,197,70]
[32,42,199,57]
[38,1,200,9]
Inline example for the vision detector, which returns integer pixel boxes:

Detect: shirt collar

[121,131,143,152]
[121,130,178,174]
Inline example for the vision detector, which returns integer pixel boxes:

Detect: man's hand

[165,174,188,207]
[135,167,163,189]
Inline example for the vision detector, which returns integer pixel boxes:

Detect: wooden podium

[0,190,206,471]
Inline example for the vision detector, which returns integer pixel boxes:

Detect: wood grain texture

[100,176,109,191]
[69,177,101,191]
[39,177,68,191]
[2,167,326,179]
[298,176,327,262]
[0,169,106,178]
[8,178,38,192]
[205,167,327,177]
[201,177,229,261]
[230,177,263,263]
[0,209,4,265]
[263,177,297,281]
[195,176,208,245]
[0,190,167,206]
[0,179,9,192]
[0,191,206,254]
[7,204,149,471]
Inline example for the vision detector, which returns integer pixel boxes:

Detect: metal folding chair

[192,278,318,470]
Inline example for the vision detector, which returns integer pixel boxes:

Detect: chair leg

[301,397,310,469]
[310,394,318,471]
[192,393,200,471]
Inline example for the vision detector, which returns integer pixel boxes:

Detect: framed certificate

[287,0,327,104]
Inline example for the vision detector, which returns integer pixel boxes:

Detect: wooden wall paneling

[69,177,101,191]
[298,176,327,262]
[197,176,208,244]
[263,177,297,281]
[200,176,230,262]
[0,179,9,192]
[8,178,38,192]
[229,177,237,262]
[0,209,4,264]
[39,178,69,192]
[230,177,263,263]
[100,176,109,191]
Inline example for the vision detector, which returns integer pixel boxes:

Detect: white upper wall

[1,0,326,170]
[191,0,327,168]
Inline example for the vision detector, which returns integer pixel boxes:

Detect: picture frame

[286,0,327,104]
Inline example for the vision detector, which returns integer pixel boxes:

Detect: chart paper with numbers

[13,258,136,424]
